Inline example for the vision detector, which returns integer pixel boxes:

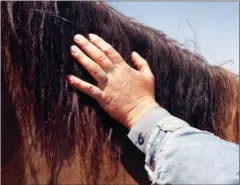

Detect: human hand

[67,34,160,129]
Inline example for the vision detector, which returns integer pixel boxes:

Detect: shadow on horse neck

[1,1,239,185]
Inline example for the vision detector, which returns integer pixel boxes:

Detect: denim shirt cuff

[144,115,190,172]
[127,107,171,154]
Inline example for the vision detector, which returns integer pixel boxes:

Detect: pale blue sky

[108,2,239,74]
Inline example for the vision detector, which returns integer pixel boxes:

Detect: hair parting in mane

[1,1,239,185]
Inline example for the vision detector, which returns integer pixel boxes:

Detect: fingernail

[88,33,98,40]
[74,34,84,42]
[67,75,74,83]
[133,51,140,56]
[71,45,80,54]
[132,51,138,57]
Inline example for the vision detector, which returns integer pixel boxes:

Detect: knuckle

[102,44,113,54]
[148,74,155,81]
[100,75,108,85]
[102,95,113,105]
[88,84,102,99]
[92,65,100,74]
[80,40,89,48]
[88,85,94,94]
[96,55,105,63]
[76,52,85,60]
[143,59,148,64]
[94,69,108,85]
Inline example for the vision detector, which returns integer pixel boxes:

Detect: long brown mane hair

[1,1,239,185]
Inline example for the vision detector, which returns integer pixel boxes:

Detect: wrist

[124,99,160,129]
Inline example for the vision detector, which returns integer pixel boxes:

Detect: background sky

[108,2,239,75]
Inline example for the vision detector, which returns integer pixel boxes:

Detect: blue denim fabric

[128,108,239,184]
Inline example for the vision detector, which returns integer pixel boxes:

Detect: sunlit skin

[67,34,160,129]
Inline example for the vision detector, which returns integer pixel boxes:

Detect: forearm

[128,108,239,184]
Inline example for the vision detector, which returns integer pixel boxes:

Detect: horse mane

[2,1,239,184]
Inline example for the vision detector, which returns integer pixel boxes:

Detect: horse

[2,1,239,185]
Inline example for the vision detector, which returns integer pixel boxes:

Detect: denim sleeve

[128,108,239,184]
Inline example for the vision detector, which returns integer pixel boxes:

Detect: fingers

[67,75,103,100]
[74,34,114,71]
[131,51,153,77]
[88,34,124,64]
[71,45,108,87]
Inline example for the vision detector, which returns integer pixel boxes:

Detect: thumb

[131,51,153,76]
